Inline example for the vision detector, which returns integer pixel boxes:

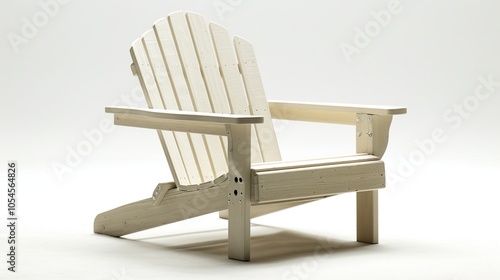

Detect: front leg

[227,124,252,261]
[355,113,391,243]
[356,190,378,243]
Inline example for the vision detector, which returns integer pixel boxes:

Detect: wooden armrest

[106,106,263,136]
[268,100,406,125]
[106,107,264,124]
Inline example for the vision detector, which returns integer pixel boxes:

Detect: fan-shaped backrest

[130,11,281,190]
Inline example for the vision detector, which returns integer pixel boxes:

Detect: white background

[1,0,499,279]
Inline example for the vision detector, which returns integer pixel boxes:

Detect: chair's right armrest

[268,100,406,125]
[106,106,263,136]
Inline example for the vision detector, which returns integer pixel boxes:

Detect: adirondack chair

[94,11,406,261]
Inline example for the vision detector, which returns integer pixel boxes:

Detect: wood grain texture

[252,160,385,203]
[219,197,327,219]
[269,100,407,119]
[142,28,201,186]
[357,190,378,244]
[130,36,189,186]
[210,22,264,164]
[94,182,228,237]
[186,12,231,162]
[234,36,281,163]
[252,154,377,173]
[355,113,387,244]
[112,113,228,136]
[106,107,263,124]
[168,12,227,183]
[154,16,221,187]
[227,124,252,261]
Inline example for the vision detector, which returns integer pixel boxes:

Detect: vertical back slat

[186,13,231,115]
[153,18,215,184]
[130,11,282,189]
[142,29,202,186]
[234,36,282,162]
[209,23,264,163]
[130,39,190,186]
[185,12,230,159]
[167,12,228,180]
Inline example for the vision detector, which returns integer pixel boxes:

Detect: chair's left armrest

[268,100,406,158]
[268,100,406,125]
[106,106,263,136]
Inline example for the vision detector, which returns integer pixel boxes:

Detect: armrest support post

[356,113,393,158]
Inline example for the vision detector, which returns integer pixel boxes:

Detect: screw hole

[233,190,238,196]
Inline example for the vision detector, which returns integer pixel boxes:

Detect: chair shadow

[115,223,375,263]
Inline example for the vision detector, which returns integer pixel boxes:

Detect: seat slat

[234,36,281,162]
[130,38,190,186]
[142,29,202,186]
[168,12,228,182]
[209,23,264,163]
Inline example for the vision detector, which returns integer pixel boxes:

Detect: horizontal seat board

[252,154,378,172]
[106,106,264,124]
[252,160,385,203]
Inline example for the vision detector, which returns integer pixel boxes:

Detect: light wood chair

[94,11,406,261]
